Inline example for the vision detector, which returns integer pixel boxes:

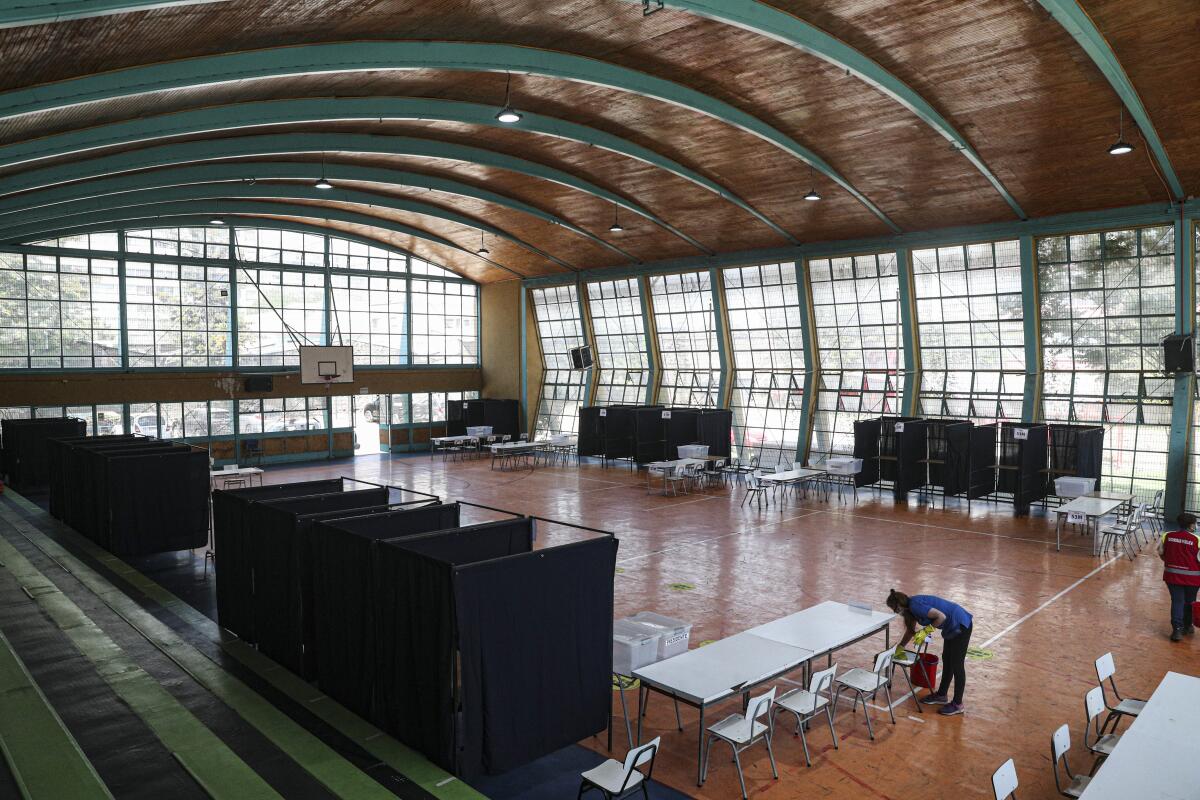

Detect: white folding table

[644,458,708,495]
[632,601,894,787]
[430,434,479,460]
[758,468,827,506]
[1053,494,1130,554]
[1079,671,1200,798]
[209,466,263,489]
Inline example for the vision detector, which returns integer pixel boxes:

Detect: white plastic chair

[1098,503,1144,560]
[1083,686,1122,762]
[992,758,1018,799]
[1051,724,1091,797]
[578,736,660,799]
[741,474,768,507]
[772,664,839,766]
[890,635,933,714]
[701,687,778,799]
[1093,652,1145,732]
[833,649,896,740]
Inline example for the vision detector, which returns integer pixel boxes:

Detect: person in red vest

[1159,512,1200,642]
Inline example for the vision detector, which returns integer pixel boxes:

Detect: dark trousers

[936,625,972,704]
[1168,583,1198,630]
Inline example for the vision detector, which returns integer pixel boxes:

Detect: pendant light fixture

[803,164,821,201]
[315,154,333,189]
[495,74,522,124]
[209,218,226,225]
[476,231,489,256]
[1108,108,1134,156]
[608,202,624,233]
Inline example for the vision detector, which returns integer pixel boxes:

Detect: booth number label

[661,410,672,419]
[1067,511,1085,525]
[463,402,469,409]
[1013,428,1029,441]
[894,422,905,433]
[599,409,607,417]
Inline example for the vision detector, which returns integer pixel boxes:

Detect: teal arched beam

[0,161,638,262]
[0,0,227,27]
[622,0,1025,220]
[0,41,896,234]
[0,200,526,278]
[0,182,578,272]
[0,133,710,255]
[1036,0,1184,200]
[0,99,766,248]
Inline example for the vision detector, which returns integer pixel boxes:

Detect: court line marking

[979,556,1120,649]
[811,509,1096,551]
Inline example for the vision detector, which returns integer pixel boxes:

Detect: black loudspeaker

[569,345,593,369]
[244,375,274,392]
[1163,334,1193,373]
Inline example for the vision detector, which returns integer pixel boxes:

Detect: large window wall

[531,285,587,437]
[723,262,805,466]
[808,251,903,460]
[649,271,721,407]
[1039,225,1174,504]
[586,277,649,405]
[913,241,1024,422]
[2,225,478,371]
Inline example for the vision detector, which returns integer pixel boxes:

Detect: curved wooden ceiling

[0,0,1192,282]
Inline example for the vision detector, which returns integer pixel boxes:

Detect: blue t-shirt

[908,595,973,639]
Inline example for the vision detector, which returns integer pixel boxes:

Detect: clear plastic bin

[628,612,692,660]
[1055,476,1096,498]
[613,619,660,675]
[678,444,709,459]
[825,457,863,475]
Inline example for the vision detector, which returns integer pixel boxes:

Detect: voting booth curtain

[576,406,604,457]
[998,423,1048,514]
[46,435,208,555]
[1047,424,1105,488]
[2,418,87,491]
[890,418,928,500]
[633,406,667,463]
[447,399,521,437]
[852,418,882,487]
[696,409,733,458]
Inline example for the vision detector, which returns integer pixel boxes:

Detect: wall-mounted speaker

[243,375,274,392]
[569,345,593,370]
[1163,334,1193,373]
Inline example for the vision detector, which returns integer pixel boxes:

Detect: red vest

[1162,529,1200,586]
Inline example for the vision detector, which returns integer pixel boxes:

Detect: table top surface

[1080,671,1200,799]
[747,601,896,656]
[431,435,479,443]
[646,458,709,470]
[1084,490,1136,502]
[1053,495,1127,516]
[759,468,826,482]
[633,632,813,705]
[209,467,263,477]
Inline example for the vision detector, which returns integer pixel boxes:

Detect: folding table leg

[696,704,706,786]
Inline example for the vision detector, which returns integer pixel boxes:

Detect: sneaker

[1171,627,1184,642]
[938,702,965,716]
[920,693,949,705]
[1186,625,1196,636]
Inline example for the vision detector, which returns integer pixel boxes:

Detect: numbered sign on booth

[662,410,672,419]
[894,422,905,433]
[1014,428,1029,441]
[1067,511,1085,525]
[463,402,469,409]
[599,409,607,417]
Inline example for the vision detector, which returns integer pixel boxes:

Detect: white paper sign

[463,402,469,409]
[661,410,672,420]
[1067,511,1085,525]
[894,422,905,433]
[1013,428,1029,441]
[599,409,607,417]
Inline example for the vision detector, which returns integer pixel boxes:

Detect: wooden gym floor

[276,452,1200,800]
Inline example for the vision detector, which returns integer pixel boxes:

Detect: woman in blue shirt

[886,589,973,716]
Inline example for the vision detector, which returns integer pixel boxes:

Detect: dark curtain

[104,448,209,555]
[212,479,343,640]
[454,536,618,776]
[576,407,603,457]
[664,409,701,459]
[942,421,971,496]
[1075,428,1104,481]
[633,407,666,464]
[481,400,520,437]
[602,407,636,460]
[250,488,389,676]
[1,418,86,491]
[447,400,467,436]
[894,420,928,498]
[696,410,733,458]
[853,418,882,487]
[968,424,998,499]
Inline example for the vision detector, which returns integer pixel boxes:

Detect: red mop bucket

[911,653,939,689]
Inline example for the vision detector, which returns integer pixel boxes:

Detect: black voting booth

[851,416,923,498]
[212,478,344,639]
[243,487,394,676]
[576,406,604,458]
[1046,424,1104,494]
[309,503,467,719]
[46,435,208,555]
[942,421,999,504]
[633,406,667,463]
[2,417,86,491]
[374,524,617,776]
[998,423,1049,515]
[625,407,732,463]
[446,399,521,437]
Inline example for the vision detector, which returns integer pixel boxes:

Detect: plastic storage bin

[1054,476,1096,498]
[825,457,863,475]
[613,619,660,675]
[678,444,710,459]
[465,426,492,437]
[628,611,692,660]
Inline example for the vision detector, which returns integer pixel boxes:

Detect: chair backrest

[793,461,804,471]
[748,455,759,468]
[1094,652,1115,683]
[1051,723,1070,761]
[1084,686,1105,725]
[1152,488,1164,512]
[808,664,838,696]
[992,758,1018,800]
[502,434,512,442]
[1133,502,1148,523]
[621,735,660,775]
[775,463,788,473]
[744,687,776,723]
[713,459,725,469]
[872,649,894,675]
[519,433,529,441]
